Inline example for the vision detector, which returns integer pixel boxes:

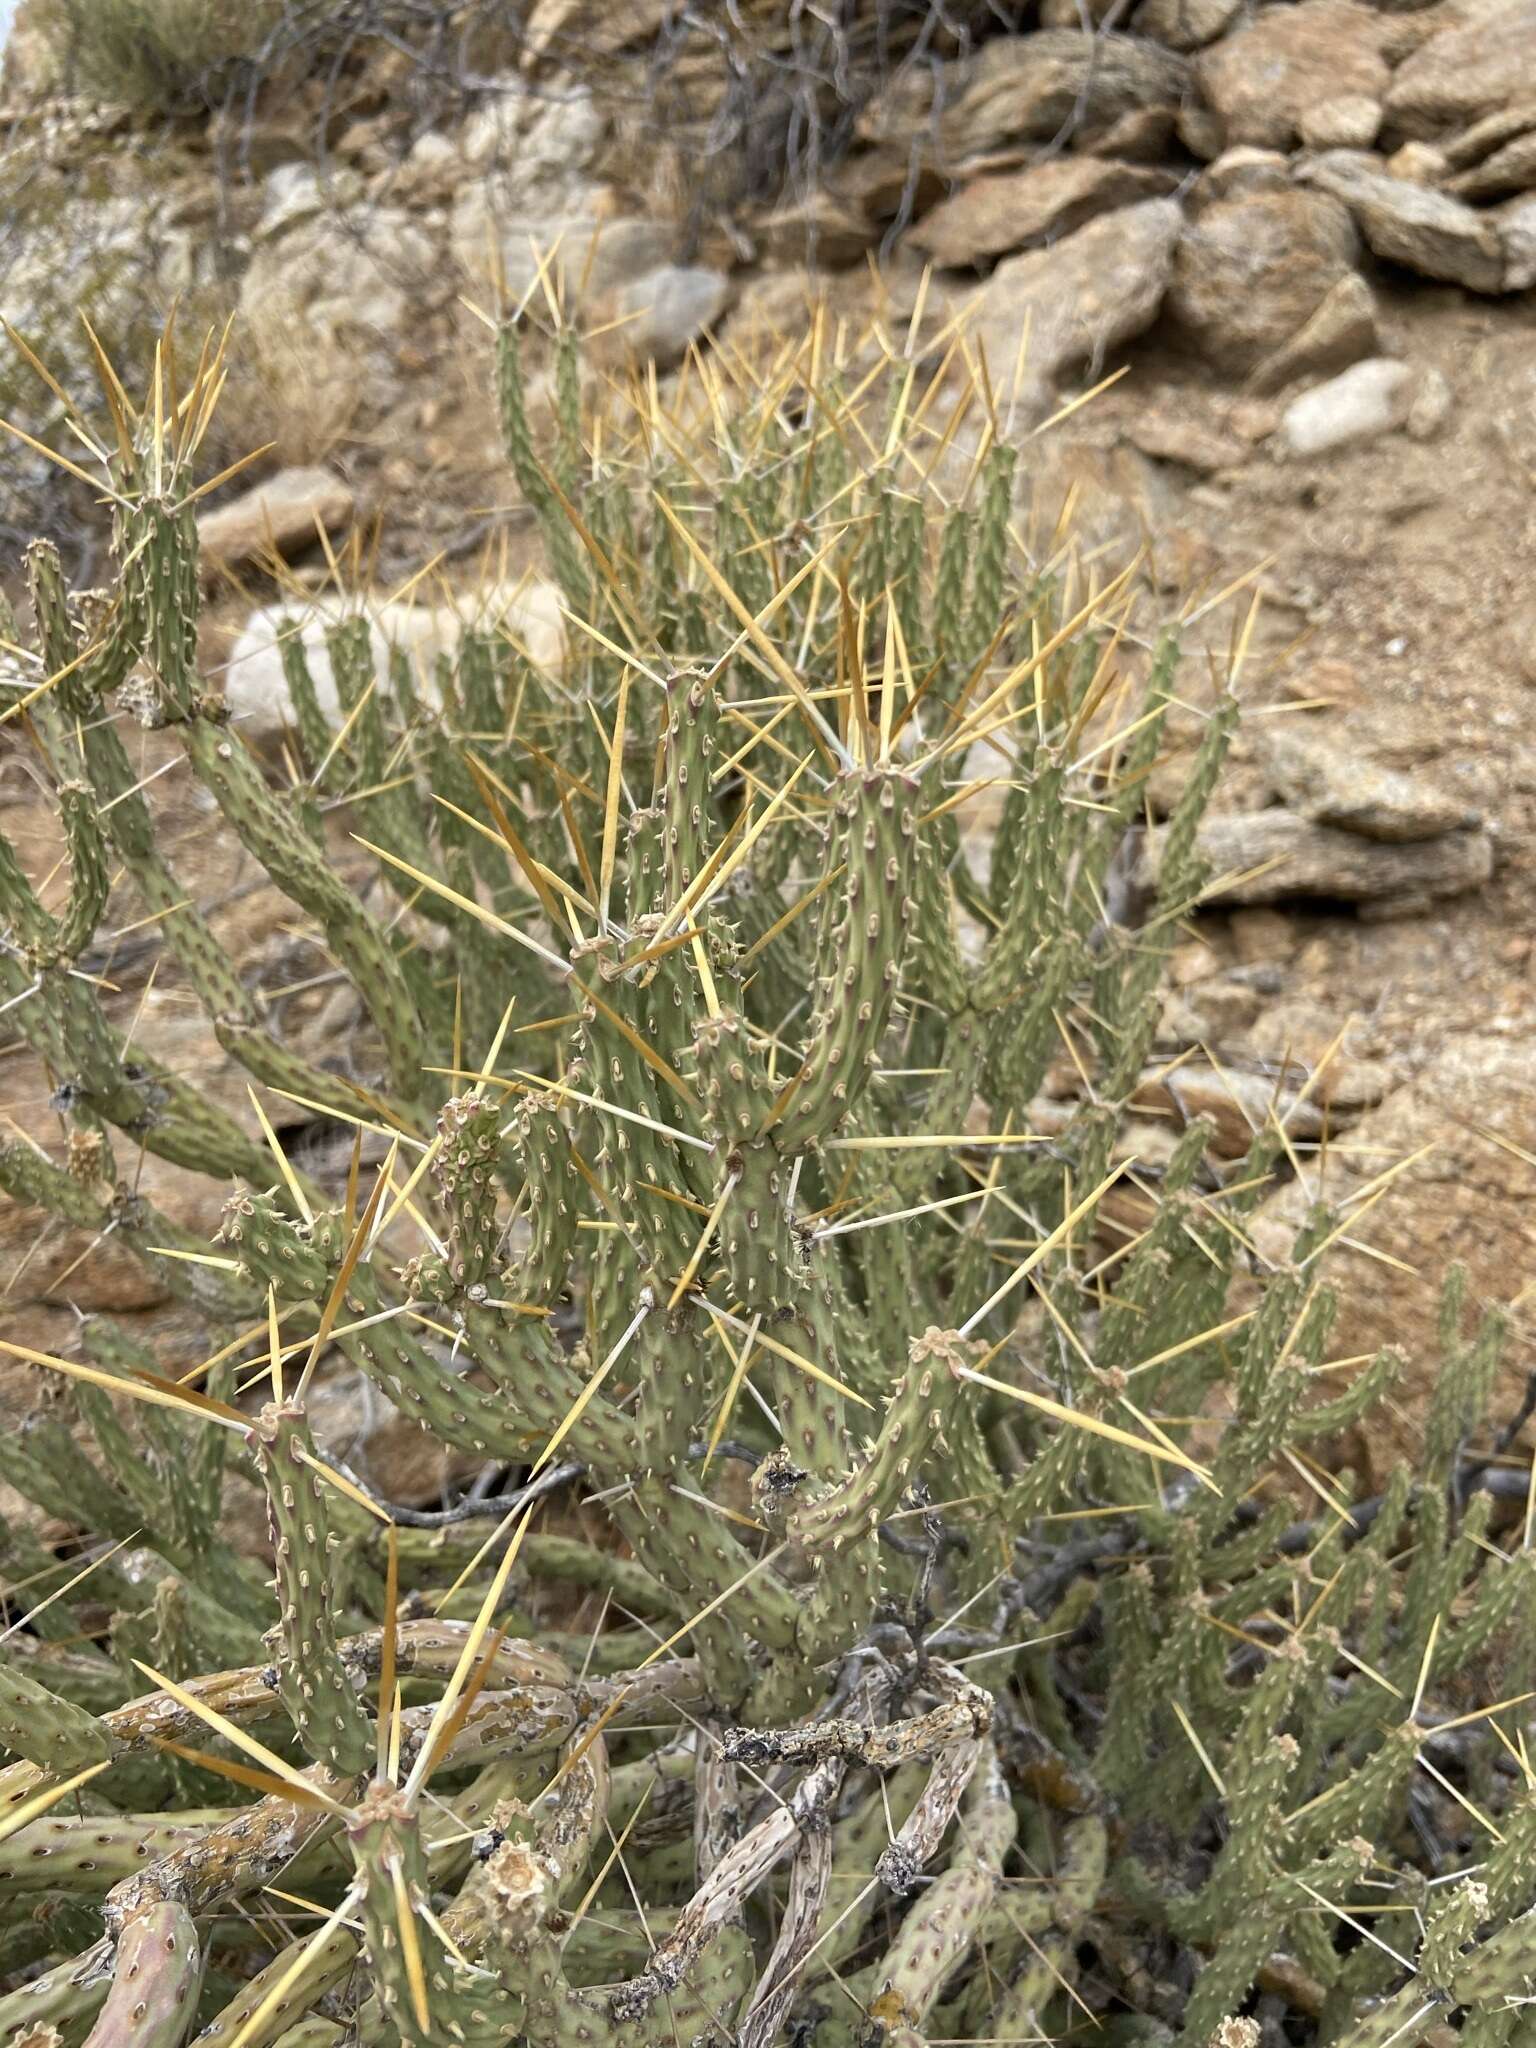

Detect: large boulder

[863,31,1189,167]
[1197,1,1390,150]
[1300,151,1509,292]
[239,205,438,345]
[196,468,355,568]
[1133,0,1242,52]
[1385,0,1536,138]
[969,198,1184,416]
[1167,189,1365,375]
[1142,810,1494,910]
[907,158,1176,267]
[222,583,565,738]
[1247,1032,1536,1482]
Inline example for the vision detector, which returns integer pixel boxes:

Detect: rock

[388,131,462,205]
[1248,273,1380,394]
[970,199,1183,416]
[254,164,361,242]
[458,82,605,193]
[1087,106,1180,161]
[1176,99,1227,161]
[1443,113,1536,201]
[1142,809,1493,907]
[1171,938,1222,985]
[1298,95,1383,151]
[1198,147,1293,202]
[1197,1,1391,150]
[1405,365,1454,439]
[1261,728,1479,840]
[1126,407,1250,472]
[1301,151,1507,291]
[520,0,677,63]
[1229,906,1297,963]
[594,265,730,368]
[1498,194,1536,289]
[1167,189,1363,374]
[1279,357,1416,455]
[723,268,875,358]
[1133,0,1241,52]
[239,206,438,344]
[450,199,674,305]
[1385,0,1536,138]
[907,158,1176,266]
[902,31,1191,167]
[1132,1062,1328,1158]
[223,583,565,736]
[1041,0,1125,23]
[196,467,355,567]
[1277,655,1361,708]
[1178,974,1265,1039]
[1246,1034,1536,1480]
[753,187,878,268]
[1386,141,1449,184]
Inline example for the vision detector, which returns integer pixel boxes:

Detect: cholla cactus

[0,311,1529,2048]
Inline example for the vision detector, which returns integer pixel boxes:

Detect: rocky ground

[3,0,1536,1487]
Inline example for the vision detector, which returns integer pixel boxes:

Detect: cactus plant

[0,310,1530,2048]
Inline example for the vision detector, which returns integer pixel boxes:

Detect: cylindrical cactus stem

[52,781,109,961]
[0,827,273,1186]
[430,1094,504,1295]
[961,440,1017,677]
[694,1009,796,1314]
[0,1938,113,2039]
[0,1140,240,1314]
[789,1327,972,1554]
[608,1757,844,2025]
[661,666,719,900]
[123,499,425,1105]
[130,496,201,721]
[494,321,586,603]
[865,1742,1017,2040]
[876,1735,985,1898]
[0,1811,224,1900]
[82,1902,201,2048]
[773,766,919,1155]
[248,1401,373,1777]
[505,1089,582,1299]
[348,1781,522,2048]
[0,1657,117,1772]
[218,1194,528,1463]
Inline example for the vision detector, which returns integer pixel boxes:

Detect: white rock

[603,266,731,368]
[450,196,673,306]
[240,207,436,341]
[459,83,604,189]
[256,165,338,241]
[1502,194,1536,290]
[221,582,566,737]
[1279,357,1414,456]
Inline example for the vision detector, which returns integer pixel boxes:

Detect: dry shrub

[39,0,288,115]
[210,292,361,473]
